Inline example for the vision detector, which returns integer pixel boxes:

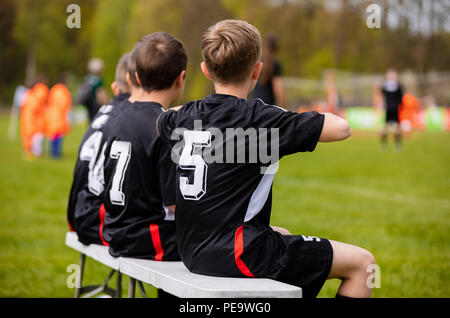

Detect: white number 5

[109,141,131,206]
[179,130,211,200]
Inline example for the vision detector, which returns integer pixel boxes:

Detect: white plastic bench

[65,231,302,298]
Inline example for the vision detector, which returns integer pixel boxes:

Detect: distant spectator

[380,69,404,152]
[76,58,110,121]
[45,74,72,159]
[20,76,48,159]
[251,34,286,107]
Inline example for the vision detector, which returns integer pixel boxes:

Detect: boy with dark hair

[157,20,375,298]
[101,32,186,260]
[67,52,131,245]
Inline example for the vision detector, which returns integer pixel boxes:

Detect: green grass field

[0,114,449,298]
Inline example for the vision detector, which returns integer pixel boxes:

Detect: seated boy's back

[159,85,328,296]
[101,99,178,259]
[101,32,187,260]
[67,52,131,245]
[158,19,375,299]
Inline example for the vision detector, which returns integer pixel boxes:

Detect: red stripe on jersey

[99,204,109,246]
[67,215,75,232]
[150,224,164,261]
[234,225,255,277]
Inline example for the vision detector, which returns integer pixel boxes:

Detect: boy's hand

[319,112,352,142]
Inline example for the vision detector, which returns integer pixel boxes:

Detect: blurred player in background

[45,74,72,159]
[324,70,342,115]
[380,69,404,152]
[20,76,48,159]
[76,58,110,122]
[251,33,286,107]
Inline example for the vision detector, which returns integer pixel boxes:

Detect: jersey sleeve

[256,103,325,157]
[157,110,177,144]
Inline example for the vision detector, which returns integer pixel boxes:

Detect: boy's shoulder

[121,101,164,120]
[107,101,164,139]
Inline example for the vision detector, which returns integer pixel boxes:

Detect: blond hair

[201,20,262,84]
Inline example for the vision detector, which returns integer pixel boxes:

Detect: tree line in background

[1,0,449,106]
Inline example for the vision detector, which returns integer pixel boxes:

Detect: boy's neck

[128,87,173,110]
[214,81,251,100]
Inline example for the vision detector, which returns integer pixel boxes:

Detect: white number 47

[109,141,131,206]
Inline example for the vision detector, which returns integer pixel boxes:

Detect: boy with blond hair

[157,20,375,298]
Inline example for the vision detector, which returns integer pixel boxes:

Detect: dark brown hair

[201,20,262,84]
[135,32,187,92]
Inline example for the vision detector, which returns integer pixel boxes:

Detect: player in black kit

[380,68,404,152]
[67,52,131,245]
[157,20,376,298]
[101,33,187,260]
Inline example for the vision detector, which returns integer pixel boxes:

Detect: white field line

[275,176,450,209]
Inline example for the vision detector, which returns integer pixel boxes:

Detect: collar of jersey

[204,93,243,103]
[126,100,163,110]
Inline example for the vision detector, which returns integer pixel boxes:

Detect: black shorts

[185,224,333,299]
[243,226,333,299]
[74,202,106,246]
[385,110,399,123]
[107,221,180,261]
[273,234,333,298]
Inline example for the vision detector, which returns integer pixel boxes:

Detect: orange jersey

[20,83,49,152]
[400,93,423,130]
[45,83,72,137]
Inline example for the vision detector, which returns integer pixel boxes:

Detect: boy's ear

[126,72,133,87]
[111,81,119,96]
[175,70,186,88]
[252,61,263,81]
[135,71,142,87]
[201,62,213,80]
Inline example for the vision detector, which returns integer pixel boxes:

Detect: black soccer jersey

[382,80,403,122]
[101,101,178,260]
[67,93,129,245]
[157,94,332,298]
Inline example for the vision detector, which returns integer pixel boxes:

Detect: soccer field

[0,114,449,298]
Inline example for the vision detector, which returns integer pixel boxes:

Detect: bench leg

[73,252,120,298]
[137,281,147,298]
[74,253,86,298]
[115,271,122,298]
[128,278,136,298]
[81,269,116,298]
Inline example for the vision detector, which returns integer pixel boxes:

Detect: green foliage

[1,0,450,105]
[90,0,134,91]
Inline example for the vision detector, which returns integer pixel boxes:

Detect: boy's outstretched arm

[319,112,352,142]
